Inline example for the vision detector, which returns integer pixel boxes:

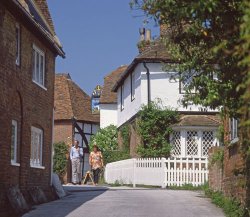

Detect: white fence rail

[105,157,208,187]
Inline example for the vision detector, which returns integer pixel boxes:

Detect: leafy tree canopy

[130,0,249,118]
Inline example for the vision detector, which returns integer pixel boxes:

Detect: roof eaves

[10,0,65,58]
[112,57,174,92]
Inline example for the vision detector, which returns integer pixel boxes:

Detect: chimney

[138,28,151,54]
[139,28,145,41]
[145,29,151,41]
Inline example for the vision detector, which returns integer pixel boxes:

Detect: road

[23,186,225,217]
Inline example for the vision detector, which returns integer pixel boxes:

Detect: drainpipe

[143,62,151,105]
[51,108,55,185]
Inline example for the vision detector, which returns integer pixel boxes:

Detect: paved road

[23,186,225,217]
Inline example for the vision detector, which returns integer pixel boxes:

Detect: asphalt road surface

[23,186,225,217]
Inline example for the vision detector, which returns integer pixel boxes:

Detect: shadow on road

[22,185,108,217]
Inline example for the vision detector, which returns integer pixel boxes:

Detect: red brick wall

[0,1,56,198]
[54,120,73,183]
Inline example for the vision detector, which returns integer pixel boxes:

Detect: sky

[47,0,159,95]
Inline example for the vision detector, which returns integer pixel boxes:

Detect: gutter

[143,62,151,105]
[8,0,65,58]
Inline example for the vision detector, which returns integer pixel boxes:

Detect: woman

[89,144,103,185]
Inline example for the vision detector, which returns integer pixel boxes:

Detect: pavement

[22,185,225,217]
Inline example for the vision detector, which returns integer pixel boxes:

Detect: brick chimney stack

[138,28,151,53]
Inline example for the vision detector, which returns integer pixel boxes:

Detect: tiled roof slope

[174,115,221,127]
[100,65,127,104]
[54,74,100,123]
[137,39,172,61]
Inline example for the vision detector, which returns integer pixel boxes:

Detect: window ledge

[11,162,20,167]
[30,164,45,169]
[32,80,47,91]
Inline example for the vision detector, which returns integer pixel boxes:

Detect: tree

[130,0,247,118]
[89,125,130,164]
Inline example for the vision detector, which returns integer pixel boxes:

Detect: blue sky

[47,0,159,95]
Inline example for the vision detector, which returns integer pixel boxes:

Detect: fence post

[133,158,136,188]
[161,158,166,188]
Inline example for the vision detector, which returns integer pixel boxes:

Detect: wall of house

[117,62,215,127]
[0,3,57,213]
[54,120,73,145]
[100,103,118,128]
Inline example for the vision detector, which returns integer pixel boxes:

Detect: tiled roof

[54,74,100,123]
[100,65,127,104]
[113,39,173,92]
[173,115,221,127]
[8,0,65,57]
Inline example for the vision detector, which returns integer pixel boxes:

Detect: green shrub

[136,100,179,158]
[205,189,247,217]
[53,142,68,177]
[90,125,131,164]
[209,148,224,168]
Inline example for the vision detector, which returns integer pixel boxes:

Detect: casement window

[121,84,124,111]
[230,118,239,143]
[30,126,44,168]
[131,73,135,101]
[171,129,217,157]
[11,120,19,166]
[15,24,20,66]
[32,44,45,88]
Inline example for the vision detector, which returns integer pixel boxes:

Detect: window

[230,118,239,143]
[15,24,20,66]
[11,120,19,165]
[30,126,44,168]
[121,84,124,111]
[171,129,217,157]
[32,44,45,88]
[179,72,196,94]
[131,73,135,101]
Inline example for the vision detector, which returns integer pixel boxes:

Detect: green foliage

[130,0,246,118]
[90,125,131,164]
[53,142,68,177]
[136,100,179,157]
[120,124,130,151]
[205,189,247,217]
[89,125,118,152]
[209,148,224,169]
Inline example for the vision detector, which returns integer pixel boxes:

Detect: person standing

[70,140,83,185]
[89,144,103,185]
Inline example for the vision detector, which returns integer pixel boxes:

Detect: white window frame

[30,126,45,169]
[131,73,135,101]
[11,120,20,166]
[230,118,239,144]
[32,44,46,90]
[15,23,20,66]
[121,84,124,111]
[171,127,219,158]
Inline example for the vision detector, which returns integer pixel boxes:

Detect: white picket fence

[105,157,208,188]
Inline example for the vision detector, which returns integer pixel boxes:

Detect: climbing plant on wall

[136,100,179,158]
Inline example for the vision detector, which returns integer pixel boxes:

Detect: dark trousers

[92,168,100,184]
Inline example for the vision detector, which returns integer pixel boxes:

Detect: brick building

[0,0,64,215]
[54,74,100,183]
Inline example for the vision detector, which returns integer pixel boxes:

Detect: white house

[99,65,127,128]
[112,33,220,158]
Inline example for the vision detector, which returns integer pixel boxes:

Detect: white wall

[100,103,118,128]
[117,62,217,127]
[117,64,142,126]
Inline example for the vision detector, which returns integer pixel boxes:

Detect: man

[70,140,83,185]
